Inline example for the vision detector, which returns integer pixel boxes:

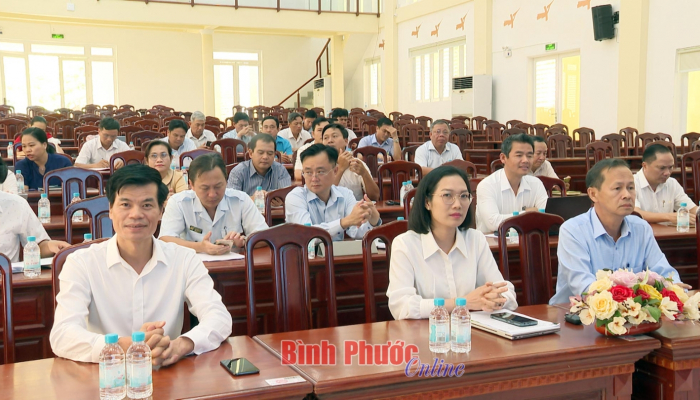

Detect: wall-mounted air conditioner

[313,77,331,114]
[451,75,492,119]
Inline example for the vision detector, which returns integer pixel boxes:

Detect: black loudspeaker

[592,4,615,41]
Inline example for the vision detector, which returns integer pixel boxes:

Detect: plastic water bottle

[304,223,316,259]
[15,170,24,194]
[507,211,519,244]
[405,180,415,207]
[538,209,545,213]
[451,298,471,353]
[170,157,178,170]
[38,193,51,223]
[397,217,404,221]
[254,186,265,213]
[71,193,83,222]
[399,182,409,206]
[129,141,135,151]
[99,333,126,400]
[181,167,189,189]
[126,331,153,399]
[429,298,450,353]
[23,236,41,278]
[677,202,690,233]
[7,143,13,159]
[83,233,93,243]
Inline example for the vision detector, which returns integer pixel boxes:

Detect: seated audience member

[286,144,381,241]
[0,157,18,194]
[159,153,268,254]
[329,108,357,140]
[50,164,232,365]
[278,112,311,151]
[162,120,196,165]
[476,133,548,233]
[226,134,291,203]
[259,116,293,163]
[0,190,70,262]
[221,112,256,143]
[15,128,73,190]
[322,123,380,201]
[302,109,317,132]
[14,116,64,154]
[550,158,690,305]
[75,118,130,169]
[294,117,329,181]
[186,111,217,149]
[415,120,464,175]
[357,117,401,161]
[387,166,517,319]
[529,136,560,179]
[144,140,188,195]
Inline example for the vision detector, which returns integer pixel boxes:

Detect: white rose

[596,269,613,281]
[683,293,700,320]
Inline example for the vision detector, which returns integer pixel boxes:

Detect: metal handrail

[120,0,381,16]
[276,38,331,107]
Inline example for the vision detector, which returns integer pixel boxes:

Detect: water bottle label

[128,363,152,388]
[429,324,448,343]
[99,362,126,389]
[451,324,471,344]
[39,209,50,218]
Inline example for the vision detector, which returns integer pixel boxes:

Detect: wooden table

[0,336,312,399]
[254,305,660,399]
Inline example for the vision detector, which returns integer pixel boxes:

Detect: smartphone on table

[221,358,260,376]
[490,312,538,327]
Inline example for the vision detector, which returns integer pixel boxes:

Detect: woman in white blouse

[387,165,518,320]
[0,157,17,194]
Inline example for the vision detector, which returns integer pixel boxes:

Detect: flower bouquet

[569,269,700,336]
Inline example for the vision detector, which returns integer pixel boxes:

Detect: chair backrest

[681,132,700,154]
[211,138,247,164]
[549,123,569,134]
[416,116,433,129]
[378,161,423,201]
[65,195,113,244]
[490,159,504,173]
[130,131,164,149]
[388,111,402,121]
[471,116,488,131]
[179,149,216,167]
[245,223,336,336]
[644,141,677,164]
[585,141,614,171]
[497,212,564,306]
[443,159,478,178]
[401,145,420,162]
[264,185,298,226]
[403,188,417,219]
[53,238,110,312]
[348,137,361,151]
[573,127,596,147]
[450,129,473,150]
[515,123,535,135]
[0,253,14,364]
[619,127,639,154]
[537,176,567,197]
[502,128,526,140]
[485,123,506,141]
[401,123,427,144]
[353,146,388,179]
[53,119,81,139]
[43,167,104,209]
[681,150,700,204]
[134,119,160,131]
[110,150,145,174]
[360,119,378,137]
[361,220,409,323]
[532,123,549,138]
[506,120,523,129]
[547,134,574,158]
[635,132,668,156]
[601,133,627,157]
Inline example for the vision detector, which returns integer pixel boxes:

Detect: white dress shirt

[75,138,130,165]
[50,236,232,363]
[159,189,269,242]
[476,169,549,233]
[338,160,371,200]
[278,128,311,151]
[634,170,693,213]
[161,137,197,167]
[294,142,317,171]
[346,128,357,140]
[528,160,560,179]
[387,229,517,320]
[414,141,463,169]
[0,192,51,262]
[0,172,18,194]
[186,129,217,148]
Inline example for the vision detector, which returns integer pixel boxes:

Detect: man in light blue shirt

[549,158,689,305]
[285,144,381,241]
[260,116,293,164]
[227,134,291,198]
[163,119,196,167]
[357,117,401,160]
[221,112,255,143]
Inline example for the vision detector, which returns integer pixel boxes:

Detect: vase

[594,321,661,336]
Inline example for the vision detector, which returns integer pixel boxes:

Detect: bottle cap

[304,223,311,226]
[455,298,466,306]
[27,236,36,242]
[130,141,134,145]
[397,217,405,221]
[257,186,262,190]
[73,192,79,197]
[84,233,92,240]
[132,331,145,342]
[434,298,445,306]
[105,334,118,344]
[538,209,545,213]
[41,193,47,198]
[15,170,20,174]
[171,165,175,170]
[512,211,519,216]
[402,182,408,186]
[681,202,687,207]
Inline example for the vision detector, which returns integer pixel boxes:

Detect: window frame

[531,51,581,127]
[212,50,263,119]
[410,39,466,104]
[364,57,382,108]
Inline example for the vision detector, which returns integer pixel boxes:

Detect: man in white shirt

[322,123,380,201]
[295,117,328,181]
[303,109,317,132]
[476,133,548,233]
[278,112,311,152]
[186,111,217,149]
[286,144,381,241]
[414,119,464,175]
[163,119,196,166]
[528,136,560,179]
[221,112,256,143]
[74,117,130,169]
[50,164,232,365]
[634,143,696,224]
[0,191,69,262]
[160,153,268,254]
[329,108,357,140]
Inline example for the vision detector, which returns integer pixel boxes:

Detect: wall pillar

[617,0,649,131]
[473,0,492,76]
[331,34,346,108]
[381,0,399,113]
[201,29,215,115]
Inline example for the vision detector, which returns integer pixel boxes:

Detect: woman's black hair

[21,127,55,154]
[408,165,473,234]
[0,157,7,185]
[144,140,173,162]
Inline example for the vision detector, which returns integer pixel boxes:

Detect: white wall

[345,32,382,109]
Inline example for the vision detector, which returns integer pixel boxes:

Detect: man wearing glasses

[414,120,464,175]
[285,144,381,241]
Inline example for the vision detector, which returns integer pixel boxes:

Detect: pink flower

[610,270,638,288]
[636,271,664,285]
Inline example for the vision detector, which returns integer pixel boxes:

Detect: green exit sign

[52,34,64,39]
[545,43,557,51]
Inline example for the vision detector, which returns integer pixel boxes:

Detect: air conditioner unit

[451,75,492,119]
[313,77,331,114]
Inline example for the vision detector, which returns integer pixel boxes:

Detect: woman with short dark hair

[387,166,517,320]
[144,140,187,195]
[15,128,72,190]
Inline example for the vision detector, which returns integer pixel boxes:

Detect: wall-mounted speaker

[592,4,616,41]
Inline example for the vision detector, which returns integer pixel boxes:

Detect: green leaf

[582,291,588,296]
[645,306,661,322]
[633,295,642,304]
[647,299,660,306]
[633,284,640,291]
[596,318,611,327]
[613,310,622,318]
[654,280,664,292]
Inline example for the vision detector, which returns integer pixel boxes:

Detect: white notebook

[471,310,560,340]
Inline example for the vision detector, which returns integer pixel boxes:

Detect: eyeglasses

[148,152,170,160]
[301,170,331,178]
[431,192,473,205]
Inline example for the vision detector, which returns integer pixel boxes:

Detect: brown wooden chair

[537,176,567,197]
[180,149,216,167]
[119,125,143,143]
[682,150,700,204]
[573,127,596,147]
[397,114,416,124]
[451,115,469,124]
[82,104,101,115]
[403,188,417,219]
[443,159,478,178]
[134,119,160,131]
[52,239,110,312]
[549,123,569,135]
[497,212,564,306]
[506,120,523,129]
[401,145,419,162]
[263,185,298,227]
[490,159,504,173]
[75,125,98,136]
[78,115,100,126]
[585,141,614,171]
[485,123,506,141]
[360,119,378,137]
[471,116,488,132]
[378,161,422,201]
[245,223,336,336]
[450,129,473,150]
[693,141,700,152]
[402,123,428,145]
[547,134,574,158]
[388,111,403,122]
[110,150,145,174]
[122,116,142,126]
[53,120,81,140]
[601,133,628,157]
[532,123,549,138]
[450,122,469,130]
[635,132,670,156]
[681,133,700,154]
[361,220,409,323]
[211,139,246,165]
[619,127,639,155]
[416,116,433,130]
[645,141,677,163]
[130,131,164,150]
[502,128,527,139]
[353,146,387,180]
[65,195,113,244]
[42,167,103,209]
[0,253,14,364]
[347,137,361,151]
[516,123,535,135]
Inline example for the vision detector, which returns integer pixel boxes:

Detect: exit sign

[545,43,557,51]
[52,34,64,39]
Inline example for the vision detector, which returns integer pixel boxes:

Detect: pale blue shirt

[414,141,463,169]
[160,137,196,167]
[358,134,395,158]
[549,208,680,305]
[285,185,380,241]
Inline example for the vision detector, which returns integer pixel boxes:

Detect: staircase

[277,38,331,108]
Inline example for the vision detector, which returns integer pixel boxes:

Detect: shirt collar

[99,139,118,151]
[305,185,340,206]
[105,234,168,273]
[369,135,381,146]
[635,169,659,191]
[247,160,271,178]
[498,169,531,194]
[193,192,229,216]
[589,207,631,240]
[420,229,468,259]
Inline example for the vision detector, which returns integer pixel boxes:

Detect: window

[3,57,28,112]
[213,51,262,120]
[92,61,115,106]
[679,48,700,133]
[364,58,381,107]
[533,53,580,128]
[411,40,466,103]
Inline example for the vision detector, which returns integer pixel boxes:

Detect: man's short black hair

[408,166,473,233]
[377,117,393,128]
[288,112,303,123]
[331,108,349,118]
[304,110,318,119]
[322,123,348,140]
[21,128,56,154]
[249,133,276,152]
[99,117,120,131]
[31,116,47,125]
[188,153,227,183]
[106,164,168,208]
[168,119,188,132]
[642,143,672,163]
[531,135,546,144]
[233,112,250,124]
[300,143,339,165]
[311,117,329,132]
[586,158,630,189]
[501,133,534,157]
[261,116,279,128]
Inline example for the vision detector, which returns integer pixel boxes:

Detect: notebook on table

[471,310,560,340]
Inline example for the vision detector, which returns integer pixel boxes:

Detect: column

[201,30,215,116]
[381,0,399,113]
[331,34,345,108]
[616,0,649,131]
[473,0,493,76]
